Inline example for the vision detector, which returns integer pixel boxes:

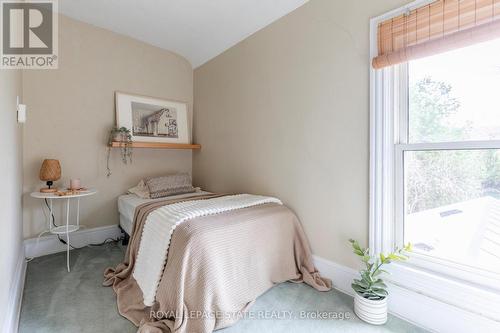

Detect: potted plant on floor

[349,239,412,325]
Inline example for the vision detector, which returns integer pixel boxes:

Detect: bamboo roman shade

[373,0,500,69]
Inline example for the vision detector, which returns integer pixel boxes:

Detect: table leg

[49,198,53,232]
[76,197,80,228]
[66,198,70,272]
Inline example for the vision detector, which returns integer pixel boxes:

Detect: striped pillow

[145,173,196,199]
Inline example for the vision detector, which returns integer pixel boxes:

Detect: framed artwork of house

[115,92,190,144]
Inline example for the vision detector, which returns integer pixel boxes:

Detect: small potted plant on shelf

[349,239,412,325]
[106,126,133,177]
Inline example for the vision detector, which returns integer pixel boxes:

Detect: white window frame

[370,0,500,322]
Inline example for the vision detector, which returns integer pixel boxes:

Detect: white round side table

[30,189,98,272]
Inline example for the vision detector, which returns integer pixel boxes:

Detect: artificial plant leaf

[372,282,388,289]
[352,284,366,293]
[367,295,383,300]
[354,279,369,288]
[388,253,399,260]
[373,269,388,277]
[361,271,372,282]
[373,289,389,296]
[380,253,386,263]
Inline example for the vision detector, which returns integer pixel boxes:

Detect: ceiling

[59,0,309,68]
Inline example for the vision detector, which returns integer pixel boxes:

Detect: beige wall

[0,69,23,325]
[193,0,411,269]
[22,15,193,238]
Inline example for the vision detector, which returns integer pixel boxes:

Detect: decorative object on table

[115,92,189,144]
[349,239,412,325]
[30,189,98,272]
[106,126,133,177]
[39,159,62,193]
[70,178,81,190]
[57,188,88,196]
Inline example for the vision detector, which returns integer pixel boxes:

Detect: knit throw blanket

[133,194,283,306]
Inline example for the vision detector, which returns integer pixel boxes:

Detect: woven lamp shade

[39,159,61,181]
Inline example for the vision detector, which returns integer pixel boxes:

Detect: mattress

[118,191,212,235]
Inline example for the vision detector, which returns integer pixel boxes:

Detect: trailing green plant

[106,127,133,177]
[349,239,412,300]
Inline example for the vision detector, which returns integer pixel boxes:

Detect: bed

[106,192,331,333]
[117,190,212,237]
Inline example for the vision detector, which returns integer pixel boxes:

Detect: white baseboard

[24,225,122,259]
[313,255,500,333]
[2,248,27,333]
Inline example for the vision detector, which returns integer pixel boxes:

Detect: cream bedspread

[134,194,283,307]
[104,194,331,333]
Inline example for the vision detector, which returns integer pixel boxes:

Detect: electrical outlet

[17,104,26,123]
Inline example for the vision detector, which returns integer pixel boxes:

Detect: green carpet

[19,243,426,333]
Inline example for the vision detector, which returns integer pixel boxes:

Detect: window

[402,39,500,277]
[372,37,500,289]
[371,0,500,322]
[408,39,500,144]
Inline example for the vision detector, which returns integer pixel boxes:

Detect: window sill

[385,261,500,322]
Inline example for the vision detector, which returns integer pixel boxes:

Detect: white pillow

[127,180,150,199]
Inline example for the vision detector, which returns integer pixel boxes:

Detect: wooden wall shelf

[110,141,201,149]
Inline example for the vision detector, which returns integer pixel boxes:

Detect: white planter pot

[354,292,388,325]
[113,132,127,142]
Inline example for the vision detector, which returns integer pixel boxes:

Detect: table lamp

[39,159,61,193]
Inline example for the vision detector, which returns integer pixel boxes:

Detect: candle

[70,178,81,190]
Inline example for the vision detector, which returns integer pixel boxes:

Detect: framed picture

[115,92,190,144]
